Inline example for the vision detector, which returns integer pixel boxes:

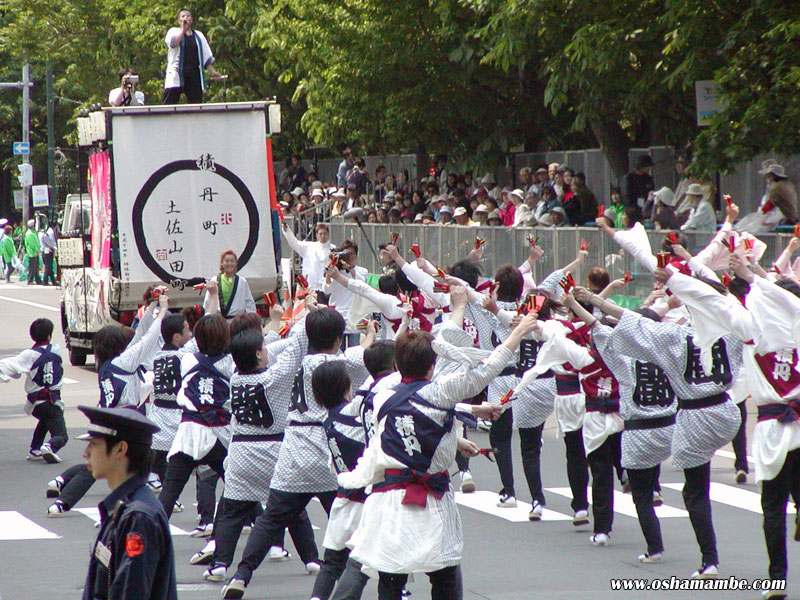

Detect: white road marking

[0,511,60,540]
[545,487,689,518]
[714,448,754,465]
[63,377,80,385]
[662,482,796,515]
[73,507,191,536]
[0,295,59,312]
[455,490,571,522]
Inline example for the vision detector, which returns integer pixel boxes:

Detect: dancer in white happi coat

[339,286,537,599]
[202,310,319,582]
[221,308,375,599]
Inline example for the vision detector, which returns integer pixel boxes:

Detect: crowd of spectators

[275,148,799,235]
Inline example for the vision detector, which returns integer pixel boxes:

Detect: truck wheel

[69,346,87,367]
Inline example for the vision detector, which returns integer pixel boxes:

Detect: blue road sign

[13,141,29,155]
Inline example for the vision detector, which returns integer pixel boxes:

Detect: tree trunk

[591,119,631,180]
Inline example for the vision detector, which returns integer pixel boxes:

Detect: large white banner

[111,107,277,305]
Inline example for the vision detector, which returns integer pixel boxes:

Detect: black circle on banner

[131,160,260,285]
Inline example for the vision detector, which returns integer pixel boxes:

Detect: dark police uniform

[77,405,178,600]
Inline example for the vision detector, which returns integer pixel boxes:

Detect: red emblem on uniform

[126,533,145,557]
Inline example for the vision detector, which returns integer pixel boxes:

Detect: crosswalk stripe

[63,377,80,385]
[662,482,797,515]
[455,491,571,522]
[73,507,191,536]
[0,511,60,540]
[545,487,689,518]
[714,449,754,465]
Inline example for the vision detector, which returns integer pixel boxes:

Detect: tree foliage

[0,0,799,216]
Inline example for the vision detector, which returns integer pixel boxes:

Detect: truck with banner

[59,101,282,366]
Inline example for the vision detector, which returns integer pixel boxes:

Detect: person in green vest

[2,225,16,281]
[24,219,42,285]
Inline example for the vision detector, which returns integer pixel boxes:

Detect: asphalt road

[0,282,797,600]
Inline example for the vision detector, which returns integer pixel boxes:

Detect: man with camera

[322,240,367,347]
[163,8,225,104]
[109,69,145,107]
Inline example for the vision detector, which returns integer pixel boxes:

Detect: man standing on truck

[163,8,225,104]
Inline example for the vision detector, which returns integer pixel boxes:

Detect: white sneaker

[496,493,517,508]
[203,564,227,582]
[189,540,216,565]
[590,533,609,547]
[173,501,184,513]
[189,523,214,538]
[528,501,543,521]
[46,476,64,498]
[27,449,43,461]
[735,470,747,484]
[573,509,590,527]
[147,474,162,492]
[40,443,62,464]
[652,491,663,507]
[46,500,68,517]
[691,564,718,579]
[459,471,475,494]
[221,578,246,599]
[477,418,492,432]
[267,546,290,562]
[638,552,662,563]
[305,561,321,575]
[762,589,788,600]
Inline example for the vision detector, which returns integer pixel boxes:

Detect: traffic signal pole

[1,64,33,230]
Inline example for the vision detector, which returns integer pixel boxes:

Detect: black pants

[732,401,749,473]
[628,465,664,554]
[5,261,13,281]
[563,428,589,512]
[213,497,317,568]
[454,425,470,473]
[233,488,336,584]
[519,424,546,505]
[761,448,800,580]
[163,70,203,104]
[682,462,717,566]
[197,470,220,525]
[489,408,514,496]
[41,253,56,285]
[57,463,95,508]
[26,255,40,285]
[151,450,168,483]
[587,432,620,535]
[378,565,460,600]
[312,547,351,600]
[159,440,227,518]
[331,558,370,600]
[30,402,67,452]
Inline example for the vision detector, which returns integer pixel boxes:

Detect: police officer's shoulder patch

[125,532,145,557]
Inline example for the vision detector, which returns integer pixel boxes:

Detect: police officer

[77,405,178,600]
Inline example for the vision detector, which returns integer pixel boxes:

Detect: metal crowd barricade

[281,220,793,298]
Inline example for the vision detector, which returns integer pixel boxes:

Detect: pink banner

[89,151,112,268]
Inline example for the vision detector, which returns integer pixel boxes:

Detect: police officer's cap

[76,406,160,445]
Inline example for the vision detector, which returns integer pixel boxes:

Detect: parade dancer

[0,318,66,463]
[158,314,234,518]
[221,308,375,599]
[516,293,623,546]
[47,294,168,516]
[148,314,194,489]
[573,288,676,561]
[339,286,536,600]
[202,309,319,582]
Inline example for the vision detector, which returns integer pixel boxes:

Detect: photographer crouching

[109,68,145,106]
